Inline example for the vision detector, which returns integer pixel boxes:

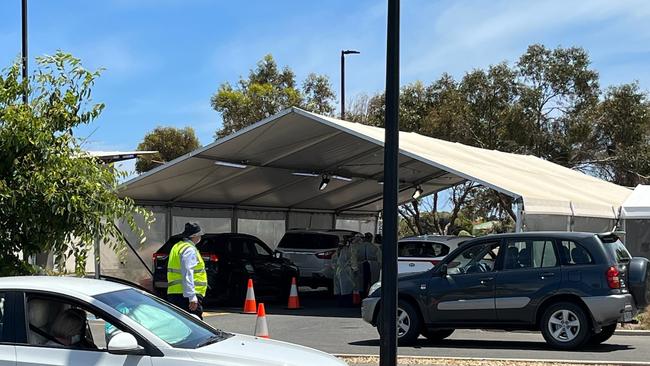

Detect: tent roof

[119,108,631,217]
[622,185,650,219]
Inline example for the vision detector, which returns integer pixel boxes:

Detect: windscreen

[95,289,231,349]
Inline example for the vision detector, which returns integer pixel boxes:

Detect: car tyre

[588,323,617,345]
[540,302,590,350]
[377,299,422,346]
[422,328,454,342]
[227,278,247,306]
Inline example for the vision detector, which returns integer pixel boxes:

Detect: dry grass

[638,308,650,330]
[620,308,650,330]
[339,356,623,366]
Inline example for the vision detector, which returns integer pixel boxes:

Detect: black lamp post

[340,49,360,120]
[21,0,28,104]
[380,0,400,365]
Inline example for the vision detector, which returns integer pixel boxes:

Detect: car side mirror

[274,251,283,259]
[107,332,145,355]
[439,263,448,277]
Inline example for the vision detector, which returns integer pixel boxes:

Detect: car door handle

[480,277,494,286]
[539,272,556,280]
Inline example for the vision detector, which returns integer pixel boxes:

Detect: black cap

[182,222,203,237]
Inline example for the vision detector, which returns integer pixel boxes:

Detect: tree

[595,83,650,186]
[354,45,614,235]
[211,54,336,138]
[135,126,200,173]
[515,44,601,168]
[0,52,150,275]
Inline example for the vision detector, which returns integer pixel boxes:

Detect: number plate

[623,311,634,322]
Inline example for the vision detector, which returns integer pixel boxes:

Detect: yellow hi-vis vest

[167,240,207,297]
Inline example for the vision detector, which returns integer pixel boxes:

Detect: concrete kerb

[615,329,650,336]
[483,329,650,336]
[335,354,650,366]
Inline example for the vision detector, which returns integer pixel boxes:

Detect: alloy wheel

[547,309,581,342]
[397,307,411,337]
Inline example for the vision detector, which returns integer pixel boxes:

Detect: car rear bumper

[583,294,638,326]
[361,297,380,325]
[299,273,332,287]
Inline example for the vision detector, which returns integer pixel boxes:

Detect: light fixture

[412,185,423,200]
[319,175,331,191]
[215,161,247,169]
[292,172,320,177]
[332,175,352,182]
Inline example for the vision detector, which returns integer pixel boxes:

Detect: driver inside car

[47,308,97,349]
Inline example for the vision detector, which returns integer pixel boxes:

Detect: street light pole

[21,0,28,104]
[380,0,400,365]
[340,49,359,120]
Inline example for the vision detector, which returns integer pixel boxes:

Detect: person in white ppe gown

[352,232,382,297]
[332,237,355,307]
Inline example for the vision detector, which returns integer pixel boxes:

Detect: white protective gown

[332,245,355,296]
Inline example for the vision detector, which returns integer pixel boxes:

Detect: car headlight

[368,281,381,296]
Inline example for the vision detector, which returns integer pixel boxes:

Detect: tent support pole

[515,199,523,233]
[232,207,238,233]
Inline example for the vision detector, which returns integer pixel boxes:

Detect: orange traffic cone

[352,290,361,306]
[287,277,301,309]
[243,279,257,314]
[254,303,270,339]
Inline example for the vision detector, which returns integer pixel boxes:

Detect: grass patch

[339,356,624,366]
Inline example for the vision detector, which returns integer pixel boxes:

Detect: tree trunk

[445,183,476,235]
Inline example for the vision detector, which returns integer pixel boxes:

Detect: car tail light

[607,266,621,289]
[202,253,219,262]
[315,250,336,259]
[152,253,167,263]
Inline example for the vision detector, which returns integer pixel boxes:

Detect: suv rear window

[278,233,340,250]
[559,240,594,265]
[603,239,632,263]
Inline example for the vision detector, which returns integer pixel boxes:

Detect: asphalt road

[203,290,650,364]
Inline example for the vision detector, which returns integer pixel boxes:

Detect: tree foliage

[135,126,200,173]
[0,52,150,275]
[349,44,650,236]
[595,83,650,186]
[211,54,336,138]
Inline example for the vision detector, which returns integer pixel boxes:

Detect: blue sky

[1,0,650,182]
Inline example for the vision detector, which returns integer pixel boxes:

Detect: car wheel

[227,279,247,306]
[422,328,454,342]
[377,299,422,346]
[540,302,590,350]
[588,323,617,345]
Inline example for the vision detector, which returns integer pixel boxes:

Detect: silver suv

[276,229,359,290]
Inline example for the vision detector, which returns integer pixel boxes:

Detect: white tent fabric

[120,107,631,218]
[622,185,650,219]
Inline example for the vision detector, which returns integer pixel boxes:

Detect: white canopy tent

[621,185,650,258]
[106,107,632,286]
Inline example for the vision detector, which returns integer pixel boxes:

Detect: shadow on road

[349,338,633,353]
[204,288,363,318]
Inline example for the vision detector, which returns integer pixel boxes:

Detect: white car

[0,276,346,366]
[398,235,468,274]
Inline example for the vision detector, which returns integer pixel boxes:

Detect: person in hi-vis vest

[167,222,207,319]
